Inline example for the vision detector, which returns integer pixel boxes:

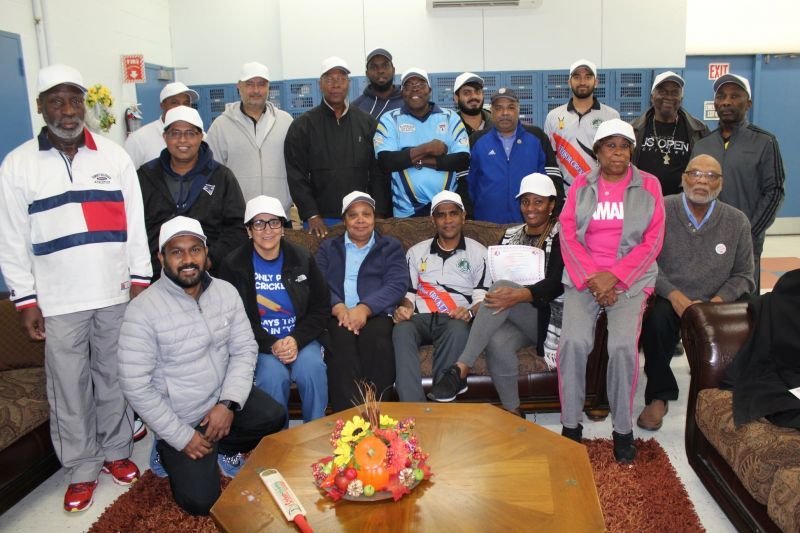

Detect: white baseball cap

[593,118,636,147]
[245,196,287,224]
[454,72,484,93]
[652,71,685,92]
[320,57,351,77]
[430,190,464,214]
[160,82,199,104]
[516,173,557,199]
[401,67,430,87]
[713,73,752,99]
[341,190,376,215]
[163,106,204,133]
[37,64,87,94]
[158,216,207,250]
[569,59,597,77]
[239,62,270,82]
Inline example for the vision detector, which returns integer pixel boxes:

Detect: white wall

[686,0,800,54]
[0,0,173,144]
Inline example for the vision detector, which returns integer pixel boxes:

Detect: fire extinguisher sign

[122,55,145,83]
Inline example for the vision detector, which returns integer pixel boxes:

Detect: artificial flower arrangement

[311,387,432,502]
[84,84,116,133]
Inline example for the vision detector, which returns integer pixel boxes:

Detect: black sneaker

[426,365,468,402]
[613,431,637,464]
[561,424,583,443]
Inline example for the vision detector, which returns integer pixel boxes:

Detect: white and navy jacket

[0,128,152,316]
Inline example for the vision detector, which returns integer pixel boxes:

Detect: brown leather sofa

[285,217,610,417]
[0,295,60,514]
[682,302,800,532]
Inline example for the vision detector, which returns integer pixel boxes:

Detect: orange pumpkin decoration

[354,436,389,490]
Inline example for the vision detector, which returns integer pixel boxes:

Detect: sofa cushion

[0,300,45,371]
[768,465,800,532]
[696,388,800,505]
[0,367,49,452]
[419,345,549,378]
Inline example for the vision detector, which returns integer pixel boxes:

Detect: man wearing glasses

[692,73,785,292]
[631,71,709,197]
[637,154,754,431]
[138,106,247,279]
[285,56,391,238]
[374,68,470,218]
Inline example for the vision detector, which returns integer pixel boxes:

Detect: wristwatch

[218,399,239,411]
[414,159,423,170]
[467,309,474,321]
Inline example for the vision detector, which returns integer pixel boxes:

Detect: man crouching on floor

[117,216,286,515]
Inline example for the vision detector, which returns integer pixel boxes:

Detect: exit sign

[708,63,730,80]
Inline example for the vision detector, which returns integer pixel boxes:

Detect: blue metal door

[135,63,175,124]
[0,31,34,292]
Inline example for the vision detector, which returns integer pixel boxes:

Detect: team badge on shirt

[438,122,447,133]
[419,258,427,273]
[558,117,565,130]
[457,258,470,273]
[399,124,415,133]
[203,184,216,196]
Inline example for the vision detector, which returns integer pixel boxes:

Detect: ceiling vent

[428,0,542,8]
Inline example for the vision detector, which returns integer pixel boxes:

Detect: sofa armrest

[681,302,752,391]
[0,296,45,371]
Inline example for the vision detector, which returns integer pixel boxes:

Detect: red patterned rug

[89,438,703,532]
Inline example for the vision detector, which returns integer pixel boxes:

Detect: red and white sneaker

[102,459,141,485]
[64,480,98,513]
[133,416,148,442]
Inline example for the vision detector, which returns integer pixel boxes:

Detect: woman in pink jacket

[558,119,665,463]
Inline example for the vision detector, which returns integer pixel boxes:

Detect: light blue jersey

[374,104,469,217]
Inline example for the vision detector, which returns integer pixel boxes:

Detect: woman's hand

[483,287,531,313]
[586,271,619,297]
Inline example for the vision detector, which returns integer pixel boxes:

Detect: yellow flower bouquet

[84,84,116,133]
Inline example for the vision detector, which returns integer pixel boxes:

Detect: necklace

[599,176,627,197]
[652,115,679,165]
[436,238,456,252]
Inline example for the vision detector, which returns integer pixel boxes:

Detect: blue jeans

[254,340,327,426]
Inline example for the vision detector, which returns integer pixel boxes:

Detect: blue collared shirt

[343,231,376,308]
[681,193,716,230]
[495,129,516,159]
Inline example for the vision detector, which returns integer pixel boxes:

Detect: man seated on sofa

[391,191,490,402]
[117,216,285,515]
[638,154,754,431]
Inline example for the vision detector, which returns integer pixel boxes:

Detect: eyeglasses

[684,170,722,182]
[166,129,201,140]
[601,140,632,151]
[250,218,283,231]
[403,81,429,92]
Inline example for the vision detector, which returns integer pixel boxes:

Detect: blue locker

[284,79,319,118]
[503,71,538,126]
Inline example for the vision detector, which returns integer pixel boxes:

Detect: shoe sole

[426,385,468,403]
[636,418,662,431]
[101,467,140,486]
[65,496,94,513]
[133,427,148,442]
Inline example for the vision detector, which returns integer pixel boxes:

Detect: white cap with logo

[713,73,752,99]
[516,173,557,199]
[160,81,199,104]
[158,216,207,250]
[341,191,376,215]
[163,106,204,133]
[430,190,464,214]
[651,71,685,92]
[320,57,351,77]
[401,67,430,87]
[569,59,597,77]
[239,62,271,82]
[245,196,287,224]
[593,118,636,147]
[453,72,484,93]
[38,64,87,94]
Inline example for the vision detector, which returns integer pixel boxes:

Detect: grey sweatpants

[44,303,134,483]
[557,286,648,435]
[393,313,470,402]
[459,280,538,410]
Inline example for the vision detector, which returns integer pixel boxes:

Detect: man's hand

[272,336,298,364]
[448,306,472,322]
[130,284,147,300]
[20,306,46,341]
[347,304,371,332]
[182,430,213,460]
[392,303,413,323]
[484,287,531,313]
[667,290,701,318]
[200,404,234,443]
[307,216,328,238]
[426,140,447,157]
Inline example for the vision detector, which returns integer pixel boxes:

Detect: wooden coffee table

[211,403,604,532]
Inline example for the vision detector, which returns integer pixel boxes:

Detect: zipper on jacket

[58,151,74,182]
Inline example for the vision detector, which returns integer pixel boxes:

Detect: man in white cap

[352,48,403,119]
[692,73,785,292]
[631,71,709,196]
[118,216,285,516]
[453,72,492,137]
[124,81,200,170]
[0,64,152,512]
[391,191,490,403]
[138,106,247,279]
[544,59,619,188]
[285,56,390,237]
[374,68,470,218]
[206,62,294,210]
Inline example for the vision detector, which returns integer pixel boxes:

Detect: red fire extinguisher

[125,104,143,136]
